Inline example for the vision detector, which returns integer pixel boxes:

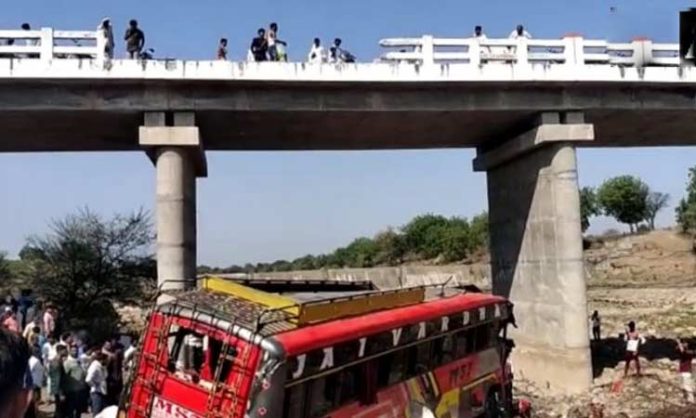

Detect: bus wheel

[484,388,505,418]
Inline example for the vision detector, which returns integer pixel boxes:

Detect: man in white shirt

[509,24,532,39]
[307,38,325,63]
[86,353,109,415]
[28,347,44,405]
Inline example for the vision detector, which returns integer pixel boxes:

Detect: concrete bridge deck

[2,59,696,152]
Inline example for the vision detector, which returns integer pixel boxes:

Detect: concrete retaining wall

[245,264,491,290]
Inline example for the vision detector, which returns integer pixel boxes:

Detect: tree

[373,229,406,266]
[437,218,471,262]
[677,167,696,233]
[291,255,317,271]
[402,214,449,258]
[644,192,669,230]
[343,237,380,268]
[597,176,649,233]
[469,212,489,250]
[0,251,9,283]
[579,187,601,233]
[26,208,154,340]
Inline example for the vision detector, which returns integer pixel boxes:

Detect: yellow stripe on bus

[199,276,300,316]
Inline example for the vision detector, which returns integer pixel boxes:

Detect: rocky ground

[514,286,696,418]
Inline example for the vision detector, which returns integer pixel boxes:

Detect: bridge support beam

[140,112,207,296]
[473,112,594,394]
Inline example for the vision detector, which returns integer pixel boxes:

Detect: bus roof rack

[198,276,427,327]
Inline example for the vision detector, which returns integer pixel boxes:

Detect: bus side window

[406,340,432,377]
[465,328,476,354]
[283,383,307,418]
[432,335,455,367]
[474,325,490,351]
[455,330,468,358]
[306,365,362,417]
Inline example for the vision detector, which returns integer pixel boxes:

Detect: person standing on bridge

[124,19,145,59]
[473,25,486,40]
[98,18,114,60]
[307,38,325,63]
[509,24,532,39]
[266,22,287,61]
[217,38,228,60]
[250,28,268,61]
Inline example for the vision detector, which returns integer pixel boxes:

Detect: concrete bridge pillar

[473,112,594,394]
[139,112,207,295]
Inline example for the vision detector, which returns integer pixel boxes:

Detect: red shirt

[679,350,693,373]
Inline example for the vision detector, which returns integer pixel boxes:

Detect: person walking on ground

[98,18,115,59]
[509,24,532,39]
[124,19,145,59]
[43,305,56,338]
[3,307,20,333]
[307,38,324,63]
[624,321,643,377]
[250,28,268,62]
[86,353,109,415]
[104,338,124,407]
[27,347,44,411]
[591,310,602,341]
[677,338,695,403]
[49,345,68,418]
[0,328,33,418]
[63,345,87,418]
[217,38,228,60]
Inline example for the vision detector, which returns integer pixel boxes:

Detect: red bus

[122,277,516,418]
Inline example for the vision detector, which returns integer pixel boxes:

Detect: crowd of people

[1,20,542,64]
[0,292,137,418]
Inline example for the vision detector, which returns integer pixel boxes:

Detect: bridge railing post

[563,35,585,65]
[469,39,481,66]
[516,38,529,65]
[421,35,434,66]
[40,27,54,62]
[631,38,653,67]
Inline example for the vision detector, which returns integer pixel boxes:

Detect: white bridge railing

[380,35,680,67]
[0,28,104,62]
[0,28,681,70]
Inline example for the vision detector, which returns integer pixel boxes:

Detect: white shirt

[95,406,119,418]
[29,356,44,388]
[42,341,55,362]
[307,44,325,63]
[509,29,532,39]
[86,360,108,395]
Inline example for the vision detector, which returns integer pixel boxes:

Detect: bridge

[2,27,694,394]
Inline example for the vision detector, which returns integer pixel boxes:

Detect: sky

[0,0,694,266]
